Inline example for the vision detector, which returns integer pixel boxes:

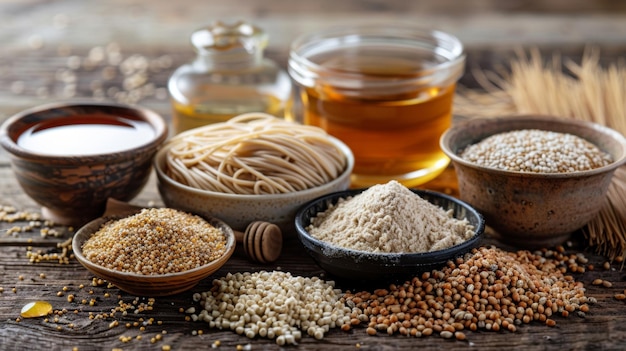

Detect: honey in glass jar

[288,25,465,188]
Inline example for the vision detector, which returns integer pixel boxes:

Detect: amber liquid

[17,114,155,156]
[297,53,456,188]
[171,86,285,134]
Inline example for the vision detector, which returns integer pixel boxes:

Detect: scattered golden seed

[615,294,626,300]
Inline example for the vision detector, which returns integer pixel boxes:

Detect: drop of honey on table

[20,300,53,318]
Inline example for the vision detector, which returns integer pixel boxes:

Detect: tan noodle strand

[454,47,626,259]
[163,113,347,195]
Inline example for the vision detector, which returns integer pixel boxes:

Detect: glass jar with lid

[168,21,291,134]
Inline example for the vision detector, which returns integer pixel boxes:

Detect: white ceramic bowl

[153,136,354,234]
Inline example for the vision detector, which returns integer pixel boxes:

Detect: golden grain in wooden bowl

[72,208,235,296]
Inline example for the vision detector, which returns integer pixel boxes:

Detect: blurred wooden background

[1,0,626,116]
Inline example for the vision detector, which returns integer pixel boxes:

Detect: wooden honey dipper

[233,221,283,264]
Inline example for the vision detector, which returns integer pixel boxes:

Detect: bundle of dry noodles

[454,47,626,260]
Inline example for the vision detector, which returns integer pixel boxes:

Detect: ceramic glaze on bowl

[0,101,168,226]
[440,115,626,248]
[295,188,485,282]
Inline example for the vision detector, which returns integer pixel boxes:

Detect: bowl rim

[440,114,626,178]
[294,188,485,262]
[153,134,355,200]
[0,100,168,161]
[72,212,236,280]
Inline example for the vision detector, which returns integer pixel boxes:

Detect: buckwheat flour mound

[307,181,476,253]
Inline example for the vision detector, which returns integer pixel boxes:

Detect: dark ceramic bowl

[73,209,235,296]
[440,115,626,249]
[0,101,168,226]
[295,189,484,282]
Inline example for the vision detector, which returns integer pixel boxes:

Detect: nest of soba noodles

[163,113,348,195]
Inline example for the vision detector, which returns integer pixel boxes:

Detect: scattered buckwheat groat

[460,129,612,173]
[82,208,226,274]
[342,246,593,338]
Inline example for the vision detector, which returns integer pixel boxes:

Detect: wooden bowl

[72,210,236,296]
[0,101,168,227]
[440,115,626,249]
[295,188,484,282]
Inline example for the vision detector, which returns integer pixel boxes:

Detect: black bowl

[295,188,485,282]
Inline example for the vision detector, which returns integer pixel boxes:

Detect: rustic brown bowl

[72,209,236,296]
[153,136,354,234]
[0,101,168,226]
[440,115,626,249]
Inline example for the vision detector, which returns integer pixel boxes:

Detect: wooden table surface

[2,1,626,350]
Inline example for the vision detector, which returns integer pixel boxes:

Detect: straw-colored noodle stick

[454,48,626,259]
